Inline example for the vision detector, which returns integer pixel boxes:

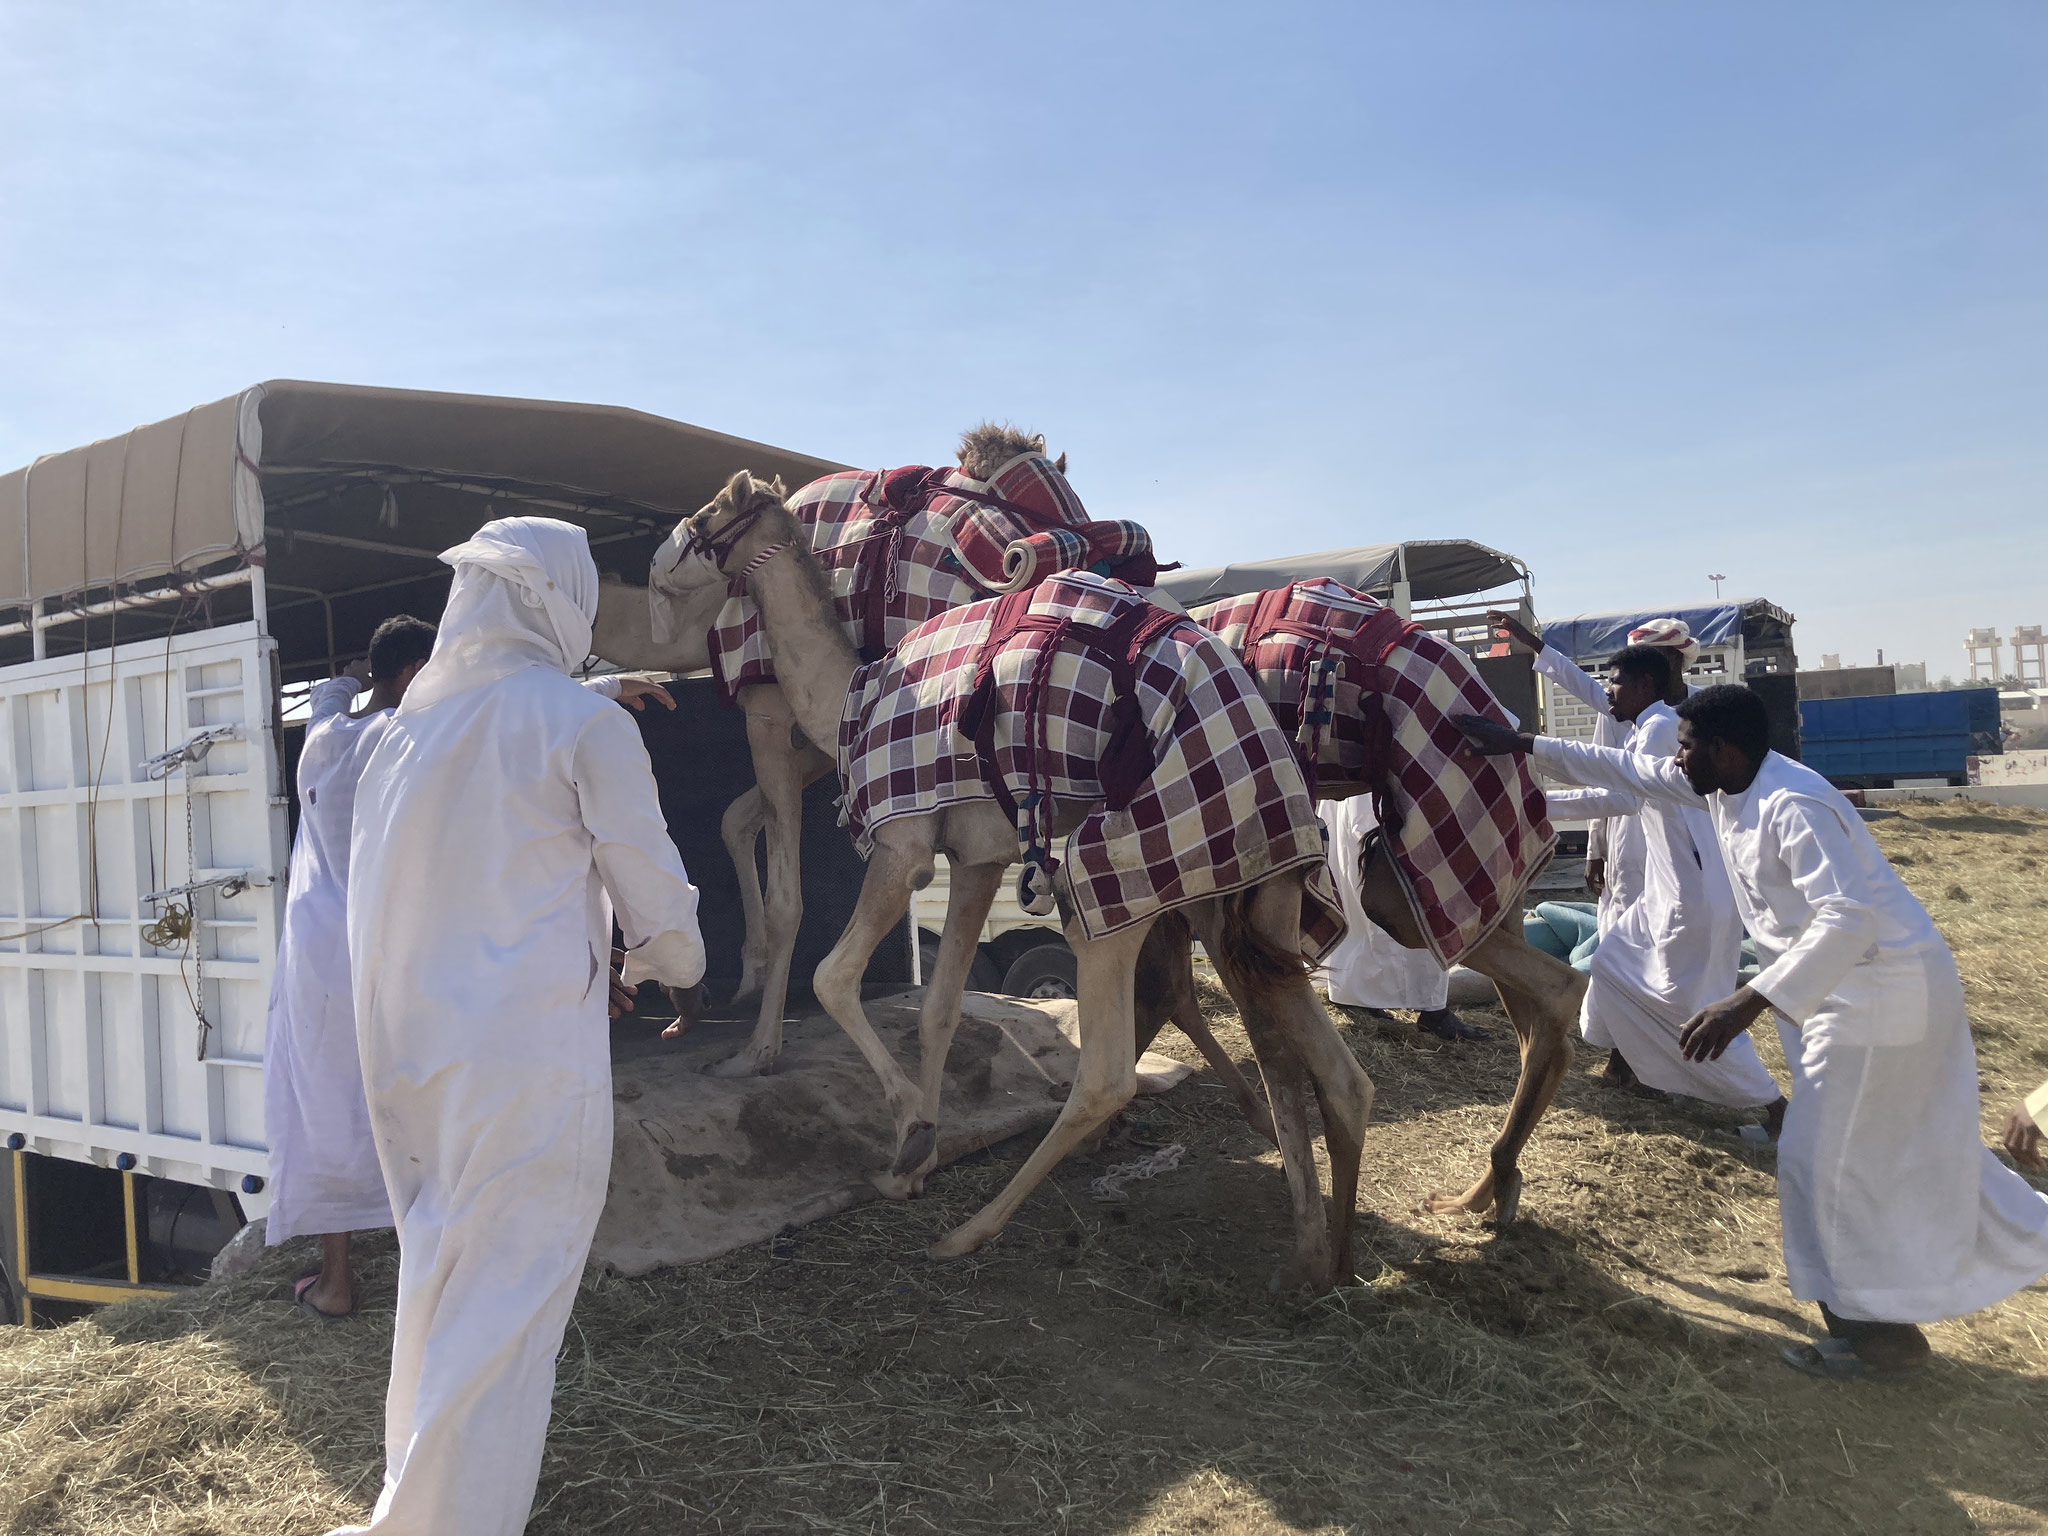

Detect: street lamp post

[1708,572,1726,599]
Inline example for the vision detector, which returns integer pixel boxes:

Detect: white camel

[668,470,1375,1289]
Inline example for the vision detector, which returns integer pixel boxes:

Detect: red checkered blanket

[707,454,1159,703]
[1191,578,1553,966]
[838,571,1344,954]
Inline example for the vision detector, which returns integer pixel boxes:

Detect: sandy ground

[3,799,2046,1535]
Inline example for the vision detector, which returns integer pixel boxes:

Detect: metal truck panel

[0,622,286,1210]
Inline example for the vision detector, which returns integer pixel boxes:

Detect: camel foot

[703,1045,778,1078]
[868,1166,928,1201]
[890,1120,937,1177]
[928,1225,984,1260]
[1421,1170,1496,1218]
[1488,1167,1524,1228]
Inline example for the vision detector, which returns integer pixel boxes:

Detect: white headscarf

[400,517,600,714]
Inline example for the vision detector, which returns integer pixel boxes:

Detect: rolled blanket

[998,519,1159,593]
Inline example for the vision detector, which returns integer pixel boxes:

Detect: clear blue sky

[4,2,2043,679]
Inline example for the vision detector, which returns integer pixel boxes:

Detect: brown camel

[671,470,1374,1289]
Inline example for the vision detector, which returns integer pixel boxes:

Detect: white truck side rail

[0,617,286,1211]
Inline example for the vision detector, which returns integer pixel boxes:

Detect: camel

[1157,577,1590,1225]
[668,470,1375,1289]
[628,428,1067,1077]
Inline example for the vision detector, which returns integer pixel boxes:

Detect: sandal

[294,1272,354,1323]
[1417,1009,1491,1043]
[1780,1337,1924,1382]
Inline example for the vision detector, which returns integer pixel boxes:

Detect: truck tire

[1001,942,1078,1001]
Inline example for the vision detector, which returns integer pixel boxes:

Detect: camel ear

[722,469,755,508]
[1053,452,1068,475]
[767,475,787,499]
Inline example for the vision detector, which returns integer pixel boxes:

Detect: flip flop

[294,1272,354,1323]
[1780,1337,1924,1383]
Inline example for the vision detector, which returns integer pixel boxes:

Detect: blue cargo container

[1798,689,1997,786]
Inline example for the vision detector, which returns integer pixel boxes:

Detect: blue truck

[1799,689,2002,788]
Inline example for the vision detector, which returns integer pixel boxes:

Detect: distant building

[1895,661,1928,692]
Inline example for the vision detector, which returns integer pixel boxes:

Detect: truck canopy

[1539,598,1795,668]
[3,380,845,674]
[1155,539,1527,608]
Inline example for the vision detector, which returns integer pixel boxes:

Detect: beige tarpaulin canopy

[3,380,846,610]
[1155,539,1529,607]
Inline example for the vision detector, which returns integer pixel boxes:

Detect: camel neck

[741,532,861,749]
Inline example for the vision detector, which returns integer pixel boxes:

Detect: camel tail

[1212,887,1308,987]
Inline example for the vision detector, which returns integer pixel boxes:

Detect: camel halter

[731,541,791,590]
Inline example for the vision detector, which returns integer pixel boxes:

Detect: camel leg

[1134,914,1276,1145]
[706,694,832,1076]
[809,836,933,1186]
[1424,920,1583,1224]
[1194,875,1374,1291]
[930,917,1152,1259]
[720,785,770,1009]
[1352,850,1584,1225]
[870,857,1007,1200]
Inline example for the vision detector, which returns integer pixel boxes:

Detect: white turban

[401,517,600,714]
[1627,616,1701,669]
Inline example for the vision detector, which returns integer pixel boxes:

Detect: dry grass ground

[3,800,2046,1534]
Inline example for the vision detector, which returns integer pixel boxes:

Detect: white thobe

[1319,796,1448,1010]
[1535,739,2048,1323]
[1541,703,1776,1106]
[264,673,628,1246]
[263,677,395,1243]
[1533,646,1631,934]
[339,523,705,1536]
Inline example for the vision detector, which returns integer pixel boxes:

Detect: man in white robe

[1319,796,1481,1040]
[266,619,675,1324]
[1490,610,1701,923]
[1529,643,1783,1123]
[265,617,438,1320]
[1456,685,2048,1378]
[338,518,706,1534]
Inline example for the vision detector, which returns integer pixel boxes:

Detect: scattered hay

[1,800,2045,1533]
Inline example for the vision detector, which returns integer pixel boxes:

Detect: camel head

[957,422,1066,480]
[645,470,791,643]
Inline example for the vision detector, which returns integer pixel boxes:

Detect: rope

[1088,1142,1188,1202]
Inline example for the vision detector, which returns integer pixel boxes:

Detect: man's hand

[2001,1104,2045,1172]
[613,676,677,713]
[608,948,637,1019]
[1452,714,1534,758]
[1487,609,1543,656]
[1678,985,1772,1062]
[342,658,373,686]
[660,983,707,1040]
[1584,856,1606,898]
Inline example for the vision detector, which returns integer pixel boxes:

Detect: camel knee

[1069,1072,1137,1127]
[813,950,865,1011]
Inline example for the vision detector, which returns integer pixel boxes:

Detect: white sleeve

[581,675,623,701]
[309,676,363,723]
[572,705,706,990]
[1747,798,1882,1024]
[1546,786,1642,820]
[1531,735,1704,808]
[1534,646,1612,717]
